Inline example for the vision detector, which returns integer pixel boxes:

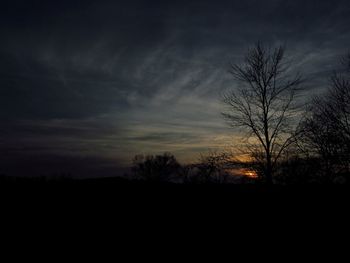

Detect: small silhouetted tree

[132,153,181,182]
[223,43,303,184]
[196,151,231,184]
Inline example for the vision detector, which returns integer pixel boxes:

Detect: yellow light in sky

[241,168,258,178]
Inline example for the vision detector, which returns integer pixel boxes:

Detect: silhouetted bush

[195,151,232,184]
[131,153,181,182]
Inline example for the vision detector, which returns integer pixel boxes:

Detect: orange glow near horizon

[244,170,258,179]
[227,168,258,179]
[237,168,258,179]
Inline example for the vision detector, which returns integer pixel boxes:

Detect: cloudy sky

[1,0,350,177]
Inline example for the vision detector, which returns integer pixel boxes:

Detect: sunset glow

[228,168,258,179]
[244,170,258,179]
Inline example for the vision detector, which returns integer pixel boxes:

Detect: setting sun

[243,170,258,179]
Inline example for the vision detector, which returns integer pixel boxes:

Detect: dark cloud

[0,152,127,178]
[1,0,350,176]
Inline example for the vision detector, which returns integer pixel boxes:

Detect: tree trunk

[265,153,273,185]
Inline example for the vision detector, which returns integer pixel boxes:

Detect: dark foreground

[1,175,349,236]
[1,175,349,202]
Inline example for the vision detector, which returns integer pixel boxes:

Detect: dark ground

[1,174,349,204]
[1,174,348,244]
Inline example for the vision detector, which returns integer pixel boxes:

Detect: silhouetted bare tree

[298,54,350,181]
[223,43,303,184]
[196,151,232,184]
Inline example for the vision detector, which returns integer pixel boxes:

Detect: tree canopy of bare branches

[298,54,350,178]
[222,43,303,184]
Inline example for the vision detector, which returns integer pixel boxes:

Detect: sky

[1,0,350,177]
